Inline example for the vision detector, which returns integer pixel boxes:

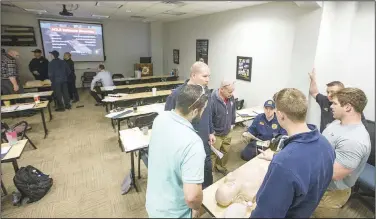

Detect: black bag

[13,165,53,203]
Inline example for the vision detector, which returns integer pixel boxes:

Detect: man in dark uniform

[308,68,366,132]
[28,49,49,81]
[241,100,287,161]
[165,61,215,190]
[64,52,79,102]
[48,50,71,111]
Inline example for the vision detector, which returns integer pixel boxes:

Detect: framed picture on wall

[173,49,179,64]
[236,56,252,82]
[196,39,209,64]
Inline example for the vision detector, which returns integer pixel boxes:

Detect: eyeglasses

[188,85,206,109]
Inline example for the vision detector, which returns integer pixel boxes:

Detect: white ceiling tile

[11,2,45,10]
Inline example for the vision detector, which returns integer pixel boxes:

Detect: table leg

[130,152,139,192]
[1,180,7,196]
[117,119,121,137]
[47,101,53,121]
[105,103,109,113]
[12,160,19,173]
[119,135,124,152]
[40,109,48,138]
[138,150,141,179]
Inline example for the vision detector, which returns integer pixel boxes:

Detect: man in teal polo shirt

[146,84,209,218]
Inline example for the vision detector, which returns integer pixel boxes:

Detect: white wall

[1,12,150,87]
[307,1,375,126]
[163,2,305,108]
[150,22,164,76]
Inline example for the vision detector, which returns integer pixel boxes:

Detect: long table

[1,91,53,101]
[101,80,184,92]
[113,75,179,85]
[119,127,151,192]
[1,139,29,195]
[235,106,264,124]
[102,90,171,113]
[23,80,51,89]
[202,151,271,218]
[1,101,52,138]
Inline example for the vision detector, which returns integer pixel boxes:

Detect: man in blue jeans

[165,61,215,190]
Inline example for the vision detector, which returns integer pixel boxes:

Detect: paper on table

[148,103,165,114]
[1,146,11,155]
[1,105,19,112]
[211,145,224,159]
[102,97,120,102]
[120,128,150,152]
[102,86,116,91]
[17,103,35,110]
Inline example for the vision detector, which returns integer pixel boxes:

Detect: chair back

[83,72,97,79]
[364,120,375,166]
[129,113,158,129]
[235,98,244,110]
[112,74,124,79]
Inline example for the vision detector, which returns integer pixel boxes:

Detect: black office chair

[235,98,245,110]
[349,120,375,213]
[1,121,37,149]
[112,74,124,79]
[81,72,97,88]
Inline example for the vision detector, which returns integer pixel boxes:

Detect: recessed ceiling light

[96,2,123,9]
[126,9,132,13]
[227,1,232,2]
[92,14,110,18]
[24,8,47,13]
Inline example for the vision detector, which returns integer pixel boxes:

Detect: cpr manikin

[215,135,289,218]
[215,172,260,218]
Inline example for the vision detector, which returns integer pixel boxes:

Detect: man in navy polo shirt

[251,88,335,218]
[241,100,286,161]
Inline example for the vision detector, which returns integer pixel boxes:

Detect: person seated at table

[240,100,286,161]
[90,64,114,106]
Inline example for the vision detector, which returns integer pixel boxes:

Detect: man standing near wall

[1,49,23,95]
[29,49,49,81]
[210,81,236,176]
[313,88,371,217]
[48,50,71,111]
[64,52,79,103]
[308,68,366,132]
[165,61,216,190]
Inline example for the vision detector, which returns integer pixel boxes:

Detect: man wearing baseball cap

[240,99,287,161]
[29,49,49,81]
[48,50,71,111]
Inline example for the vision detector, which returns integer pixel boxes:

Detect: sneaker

[72,100,79,103]
[55,108,65,112]
[65,105,72,110]
[95,103,103,106]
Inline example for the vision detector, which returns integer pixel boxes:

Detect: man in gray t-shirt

[313,88,370,218]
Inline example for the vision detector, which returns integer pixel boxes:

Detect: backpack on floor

[121,171,133,195]
[13,165,53,203]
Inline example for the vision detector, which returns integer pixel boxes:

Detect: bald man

[1,49,23,95]
[165,61,215,189]
[210,81,236,175]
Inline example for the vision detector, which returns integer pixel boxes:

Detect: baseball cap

[31,49,42,53]
[264,100,275,109]
[49,50,59,58]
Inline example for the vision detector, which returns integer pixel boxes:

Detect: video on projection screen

[39,20,105,62]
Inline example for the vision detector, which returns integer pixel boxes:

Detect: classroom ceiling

[1,1,269,22]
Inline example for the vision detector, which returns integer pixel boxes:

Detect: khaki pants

[312,188,351,218]
[211,132,232,172]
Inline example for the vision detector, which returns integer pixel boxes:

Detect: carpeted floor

[1,89,374,218]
